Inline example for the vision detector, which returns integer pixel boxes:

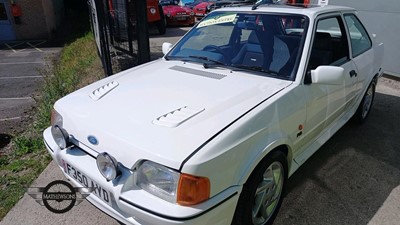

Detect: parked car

[183,0,210,9]
[44,3,383,225]
[206,0,256,12]
[192,0,215,19]
[179,0,195,8]
[193,0,256,20]
[160,0,195,26]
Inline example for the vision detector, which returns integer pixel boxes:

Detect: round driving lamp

[96,152,119,181]
[51,125,70,149]
[149,7,156,14]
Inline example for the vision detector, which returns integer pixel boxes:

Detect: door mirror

[311,66,345,85]
[162,42,173,55]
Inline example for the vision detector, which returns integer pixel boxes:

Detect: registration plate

[62,159,112,207]
[195,13,204,16]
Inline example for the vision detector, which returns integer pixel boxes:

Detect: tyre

[157,5,167,35]
[232,151,287,225]
[352,79,376,124]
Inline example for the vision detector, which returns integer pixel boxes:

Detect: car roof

[216,4,355,18]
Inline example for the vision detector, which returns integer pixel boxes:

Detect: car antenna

[252,0,279,10]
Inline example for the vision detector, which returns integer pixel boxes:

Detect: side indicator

[297,124,304,138]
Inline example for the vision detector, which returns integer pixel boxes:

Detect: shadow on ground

[274,91,400,225]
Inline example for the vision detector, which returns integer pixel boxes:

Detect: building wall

[5,0,64,40]
[42,0,56,38]
[41,0,64,39]
[13,0,48,39]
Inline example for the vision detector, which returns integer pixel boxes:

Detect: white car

[44,3,383,225]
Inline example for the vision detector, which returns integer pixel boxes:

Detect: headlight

[51,109,63,127]
[136,161,180,203]
[135,161,210,205]
[149,7,156,14]
[97,152,119,181]
[51,125,70,149]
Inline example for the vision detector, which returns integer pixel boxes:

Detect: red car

[160,0,195,26]
[192,0,214,20]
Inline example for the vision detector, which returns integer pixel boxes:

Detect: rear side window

[344,14,372,57]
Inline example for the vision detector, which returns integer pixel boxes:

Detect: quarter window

[344,14,372,57]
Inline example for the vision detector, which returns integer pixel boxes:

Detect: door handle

[350,70,357,77]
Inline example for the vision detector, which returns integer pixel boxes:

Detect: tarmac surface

[0,40,61,151]
[1,27,400,225]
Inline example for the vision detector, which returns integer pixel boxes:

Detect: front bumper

[43,127,239,225]
[193,10,207,19]
[166,15,195,25]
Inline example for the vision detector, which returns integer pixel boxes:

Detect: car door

[343,13,374,102]
[295,15,356,162]
[0,0,16,41]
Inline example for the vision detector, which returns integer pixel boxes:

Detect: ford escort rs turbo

[44,3,383,225]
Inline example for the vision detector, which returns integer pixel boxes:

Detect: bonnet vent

[153,106,205,128]
[169,66,226,80]
[89,81,119,101]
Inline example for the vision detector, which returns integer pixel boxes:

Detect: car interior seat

[231,31,264,67]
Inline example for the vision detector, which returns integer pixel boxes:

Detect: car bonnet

[54,59,292,169]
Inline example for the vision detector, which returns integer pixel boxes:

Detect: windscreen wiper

[166,55,226,69]
[165,55,187,61]
[188,55,226,69]
[232,64,279,76]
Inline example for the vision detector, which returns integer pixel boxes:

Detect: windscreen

[167,12,308,80]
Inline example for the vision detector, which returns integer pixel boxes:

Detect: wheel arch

[237,140,294,186]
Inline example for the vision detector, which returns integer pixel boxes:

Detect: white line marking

[8,42,26,48]
[0,76,43,79]
[26,42,44,52]
[0,62,45,65]
[2,41,47,53]
[34,40,47,47]
[0,97,33,100]
[0,116,29,122]
[4,43,16,53]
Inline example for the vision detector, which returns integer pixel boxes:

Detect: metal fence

[88,0,150,76]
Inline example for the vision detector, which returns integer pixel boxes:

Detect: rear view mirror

[311,66,344,85]
[162,42,173,55]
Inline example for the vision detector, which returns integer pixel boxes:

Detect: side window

[308,16,349,70]
[240,29,252,42]
[344,14,372,57]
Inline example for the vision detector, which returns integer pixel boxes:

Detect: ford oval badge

[87,135,98,145]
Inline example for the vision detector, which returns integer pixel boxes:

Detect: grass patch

[0,32,104,220]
